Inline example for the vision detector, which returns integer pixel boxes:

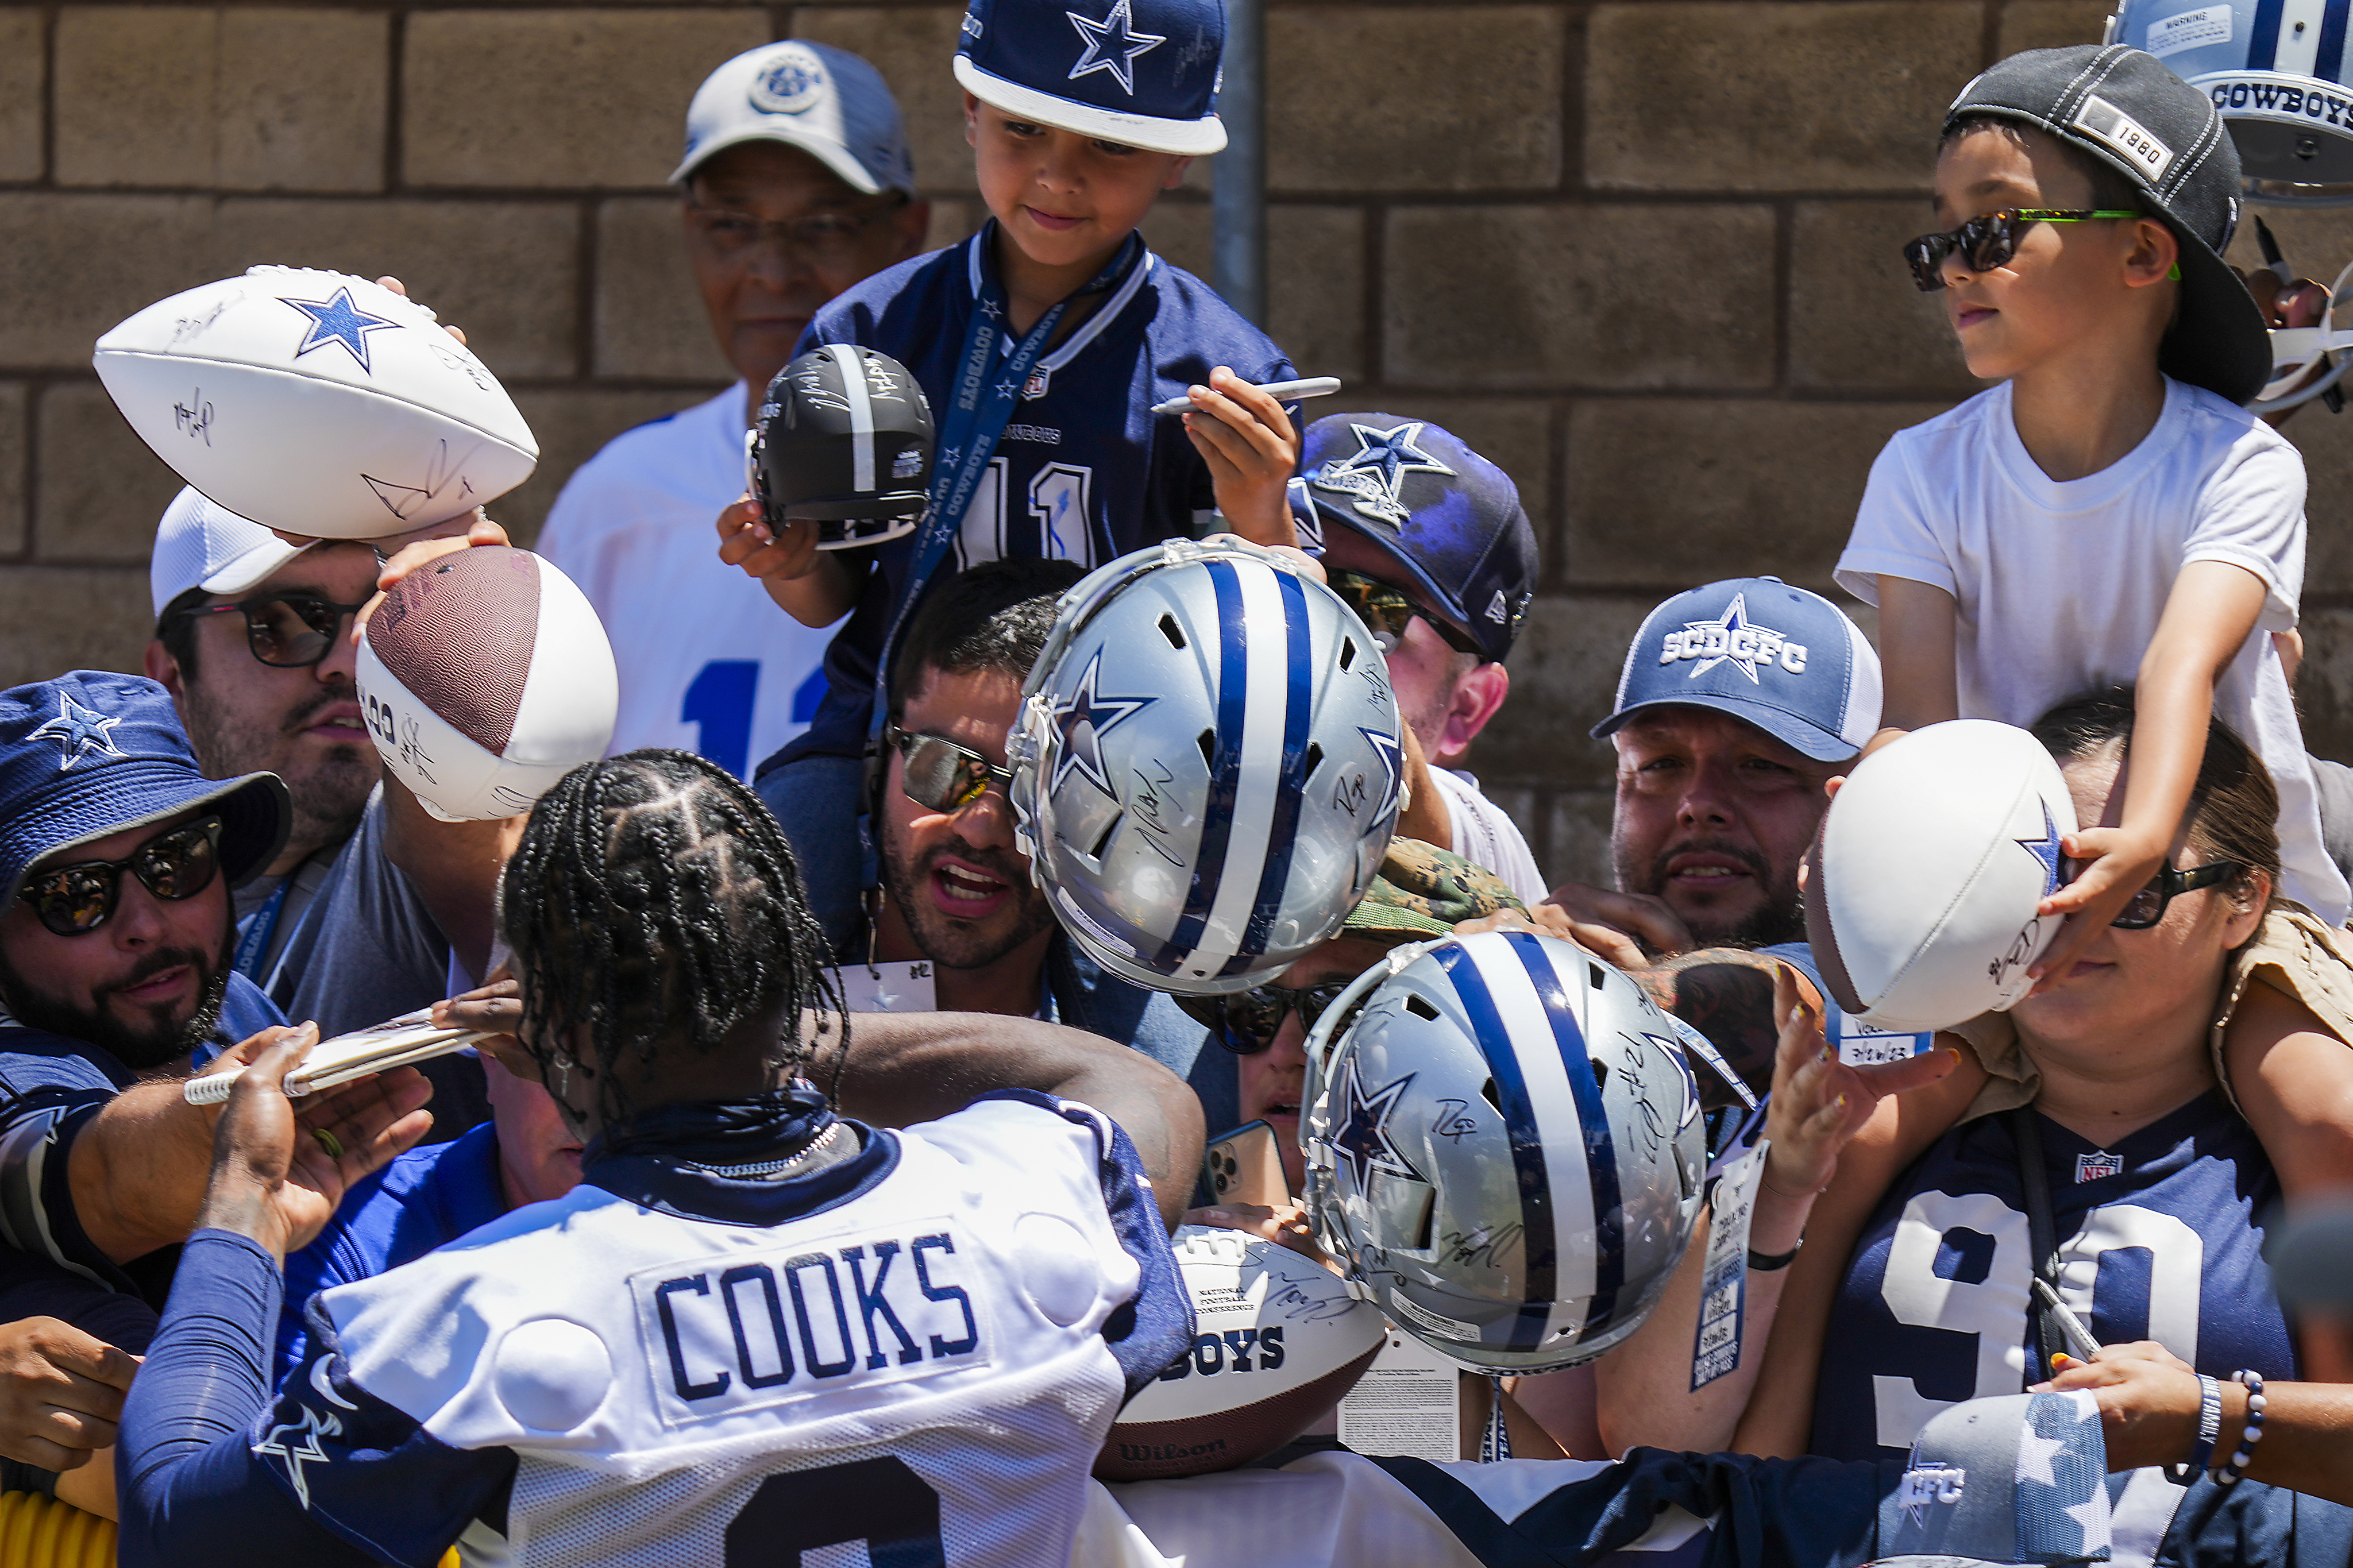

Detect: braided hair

[498,750,843,1123]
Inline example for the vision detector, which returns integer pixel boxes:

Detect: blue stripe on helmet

[1434,940,1556,1352]
[2251,0,2287,68]
[1503,930,1626,1341]
[2320,0,2350,81]
[1228,566,1314,974]
[1158,557,1248,969]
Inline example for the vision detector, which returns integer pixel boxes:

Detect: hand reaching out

[1759,965,1957,1206]
[2026,825,2168,989]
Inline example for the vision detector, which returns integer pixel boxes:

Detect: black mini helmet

[749,344,935,550]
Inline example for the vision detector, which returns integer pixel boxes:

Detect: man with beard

[0,671,427,1484]
[145,489,507,1134]
[1541,577,1881,1091]
[854,561,1230,1129]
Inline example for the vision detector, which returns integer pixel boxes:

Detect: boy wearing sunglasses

[1837,44,2340,955]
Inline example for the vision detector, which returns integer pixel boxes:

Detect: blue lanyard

[232,876,291,981]
[866,223,1142,748]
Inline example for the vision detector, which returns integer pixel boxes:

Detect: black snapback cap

[1947,44,2271,405]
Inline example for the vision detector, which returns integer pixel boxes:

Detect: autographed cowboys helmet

[749,344,934,550]
[1006,539,1405,996]
[1300,930,1708,1373]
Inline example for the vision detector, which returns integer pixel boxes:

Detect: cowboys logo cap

[955,0,1227,156]
[1945,44,2270,404]
[1870,1392,2112,1567]
[673,39,916,194]
[1594,577,1881,763]
[0,672,288,906]
[1294,413,1538,665]
[149,487,310,620]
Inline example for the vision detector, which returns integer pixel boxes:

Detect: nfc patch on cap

[2072,92,2174,180]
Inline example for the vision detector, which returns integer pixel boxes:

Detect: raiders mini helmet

[1300,930,1707,1373]
[1006,539,1404,996]
[2108,0,2353,199]
[749,344,934,550]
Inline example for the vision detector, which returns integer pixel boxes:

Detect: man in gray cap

[538,40,932,780]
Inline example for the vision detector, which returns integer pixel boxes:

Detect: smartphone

[1202,1119,1291,1208]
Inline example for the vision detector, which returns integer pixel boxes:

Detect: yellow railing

[0,1495,461,1567]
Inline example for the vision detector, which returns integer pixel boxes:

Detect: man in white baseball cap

[537,39,931,782]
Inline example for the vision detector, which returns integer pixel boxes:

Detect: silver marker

[1151,376,1341,417]
[2032,1277,2103,1362]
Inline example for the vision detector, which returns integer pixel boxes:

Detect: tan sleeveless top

[1949,903,2353,1122]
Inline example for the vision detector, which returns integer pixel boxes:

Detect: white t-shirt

[1429,766,1548,905]
[1837,377,2348,926]
[536,385,841,779]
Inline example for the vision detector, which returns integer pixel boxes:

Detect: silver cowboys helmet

[1007,539,1404,996]
[2109,0,2353,198]
[1301,930,1708,1373]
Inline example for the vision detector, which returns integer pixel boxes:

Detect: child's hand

[715,495,823,585]
[2027,825,2169,989]
[1182,367,1301,547]
[1760,965,1957,1203]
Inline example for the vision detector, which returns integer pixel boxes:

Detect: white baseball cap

[149,487,311,619]
[672,40,916,195]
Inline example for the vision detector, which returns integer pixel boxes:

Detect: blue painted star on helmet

[1677,592,1790,685]
[29,694,126,771]
[1358,728,1403,821]
[1051,648,1155,800]
[1310,422,1453,528]
[283,286,400,375]
[1066,0,1166,94]
[1331,1062,1424,1192]
[2016,802,2063,898]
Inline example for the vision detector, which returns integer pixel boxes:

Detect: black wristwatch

[1747,1238,1803,1272]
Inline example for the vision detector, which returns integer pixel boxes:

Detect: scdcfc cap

[674,40,916,194]
[1594,577,1881,763]
[956,0,1227,156]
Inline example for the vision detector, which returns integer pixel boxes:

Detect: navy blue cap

[1294,414,1538,664]
[955,0,1226,156]
[0,672,289,905]
[1593,578,1882,763]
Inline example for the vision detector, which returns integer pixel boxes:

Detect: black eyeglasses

[2063,857,2242,930]
[1177,979,1360,1056]
[17,817,223,937]
[886,723,1012,814]
[1902,208,2141,292]
[1326,569,1482,658]
[167,595,370,669]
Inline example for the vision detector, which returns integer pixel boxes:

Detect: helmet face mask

[750,343,935,551]
[1299,931,1707,1374]
[1008,539,1406,995]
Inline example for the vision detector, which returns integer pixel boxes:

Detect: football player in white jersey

[113,750,1201,1567]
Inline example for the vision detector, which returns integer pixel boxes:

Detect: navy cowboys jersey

[1812,1091,2296,1463]
[171,1091,1187,1567]
[776,229,1293,767]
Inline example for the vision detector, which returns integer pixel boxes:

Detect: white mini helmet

[2109,0,2353,198]
[1007,539,1404,996]
[1300,930,1708,1373]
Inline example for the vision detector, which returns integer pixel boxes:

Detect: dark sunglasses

[886,723,1012,814]
[1178,979,1360,1056]
[18,817,224,937]
[1902,208,2142,292]
[1326,569,1482,658]
[2062,856,2242,930]
[167,594,371,669]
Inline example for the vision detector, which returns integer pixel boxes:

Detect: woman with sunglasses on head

[1730,690,2353,1481]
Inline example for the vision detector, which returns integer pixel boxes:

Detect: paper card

[828,961,939,1014]
[1338,1324,1464,1462]
[1692,1137,1768,1391]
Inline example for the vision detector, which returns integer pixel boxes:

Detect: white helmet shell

[2110,0,2353,198]
[1300,930,1707,1373]
[1008,539,1404,996]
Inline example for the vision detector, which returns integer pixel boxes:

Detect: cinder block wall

[6,0,2351,889]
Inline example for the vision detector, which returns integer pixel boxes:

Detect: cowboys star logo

[2015,801,2063,899]
[29,694,126,771]
[1066,0,1166,94]
[1309,422,1453,528]
[1330,1061,1424,1192]
[1050,649,1154,800]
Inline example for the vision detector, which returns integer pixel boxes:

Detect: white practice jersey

[535,385,841,779]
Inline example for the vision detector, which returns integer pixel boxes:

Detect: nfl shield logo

[1023,369,1050,400]
[2074,1150,2124,1184]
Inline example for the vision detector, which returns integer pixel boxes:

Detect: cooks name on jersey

[637,1221,990,1420]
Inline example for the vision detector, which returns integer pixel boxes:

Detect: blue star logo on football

[29,694,126,771]
[1050,649,1155,800]
[282,287,400,375]
[2015,802,2063,898]
[1331,1063,1423,1192]
[1357,728,1403,820]
[1310,422,1453,527]
[1066,0,1166,94]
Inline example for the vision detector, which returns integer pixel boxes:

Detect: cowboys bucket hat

[1294,414,1538,665]
[1946,44,2271,404]
[1594,577,1881,763]
[0,672,289,906]
[955,0,1226,156]
[673,39,916,194]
